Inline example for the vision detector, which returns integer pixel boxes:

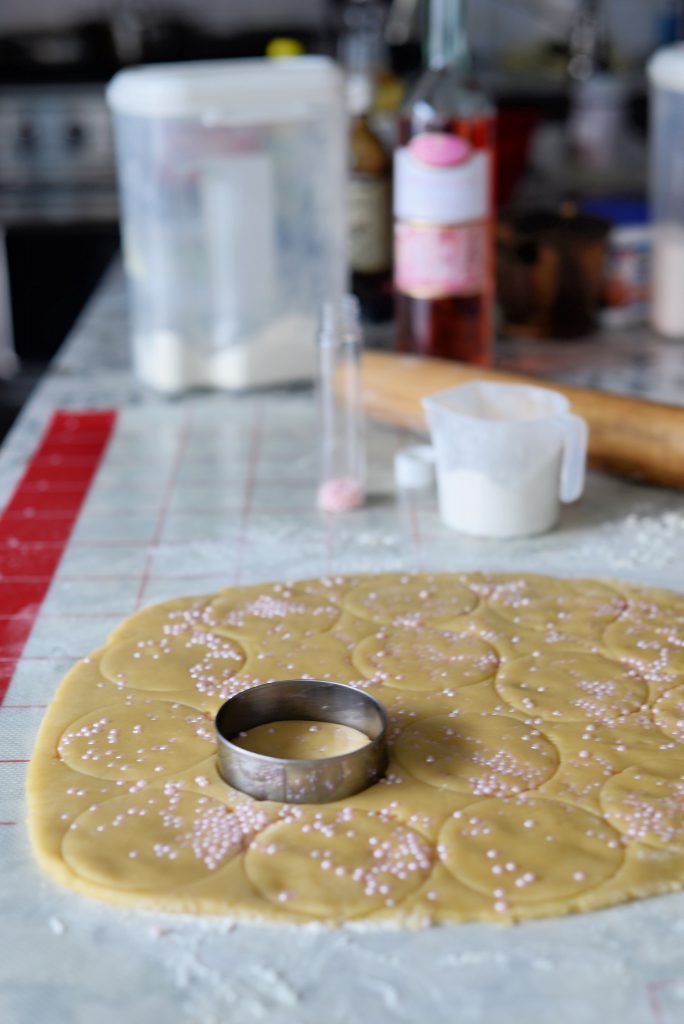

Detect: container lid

[648,43,684,93]
[581,197,649,227]
[394,445,435,490]
[346,72,374,116]
[106,56,344,121]
[265,38,305,58]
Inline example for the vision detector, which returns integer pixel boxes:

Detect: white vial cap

[648,43,684,94]
[394,445,436,490]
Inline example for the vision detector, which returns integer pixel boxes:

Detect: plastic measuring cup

[423,382,588,538]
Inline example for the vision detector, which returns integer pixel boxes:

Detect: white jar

[648,44,684,339]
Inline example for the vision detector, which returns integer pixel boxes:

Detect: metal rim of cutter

[214,679,388,804]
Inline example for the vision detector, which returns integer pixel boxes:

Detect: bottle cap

[266,37,305,59]
[394,445,436,490]
[393,140,489,223]
[648,42,684,94]
[346,71,374,115]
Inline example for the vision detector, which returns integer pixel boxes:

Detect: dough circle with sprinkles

[27,572,684,925]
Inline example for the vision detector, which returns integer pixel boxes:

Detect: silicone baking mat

[1,399,683,1024]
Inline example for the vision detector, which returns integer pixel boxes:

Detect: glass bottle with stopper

[393,0,495,364]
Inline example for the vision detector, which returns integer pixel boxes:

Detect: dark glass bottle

[348,72,394,323]
[339,1,394,322]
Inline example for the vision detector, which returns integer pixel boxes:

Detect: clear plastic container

[648,44,684,338]
[423,382,587,538]
[316,295,366,513]
[106,58,347,392]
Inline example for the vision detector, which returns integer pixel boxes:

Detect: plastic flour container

[107,58,347,392]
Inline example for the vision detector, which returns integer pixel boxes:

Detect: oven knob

[65,122,85,150]
[16,122,36,153]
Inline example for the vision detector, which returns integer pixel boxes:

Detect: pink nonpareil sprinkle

[317,477,364,513]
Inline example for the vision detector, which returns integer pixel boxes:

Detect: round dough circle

[394,714,558,797]
[487,576,625,636]
[604,603,684,676]
[353,629,498,693]
[497,652,647,724]
[440,796,624,904]
[63,788,268,891]
[233,720,370,759]
[57,699,215,781]
[110,595,213,644]
[100,634,245,695]
[600,756,684,851]
[343,575,478,628]
[653,686,684,743]
[246,634,360,688]
[208,583,340,642]
[244,809,434,918]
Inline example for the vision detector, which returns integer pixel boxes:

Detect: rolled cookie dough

[28,572,684,925]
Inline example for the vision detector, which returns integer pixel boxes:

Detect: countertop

[1,265,684,1024]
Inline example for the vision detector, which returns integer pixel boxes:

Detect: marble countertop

[1,265,684,1024]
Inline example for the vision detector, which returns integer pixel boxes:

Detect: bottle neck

[426,0,470,73]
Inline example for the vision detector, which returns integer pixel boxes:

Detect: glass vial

[317,295,366,512]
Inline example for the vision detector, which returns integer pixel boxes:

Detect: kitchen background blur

[1,0,682,437]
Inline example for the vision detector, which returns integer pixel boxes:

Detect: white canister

[648,44,684,339]
[107,58,347,393]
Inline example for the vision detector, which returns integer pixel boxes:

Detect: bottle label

[393,131,492,298]
[393,134,490,224]
[394,219,488,299]
[349,175,392,274]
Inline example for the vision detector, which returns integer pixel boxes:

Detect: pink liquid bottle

[393,0,496,364]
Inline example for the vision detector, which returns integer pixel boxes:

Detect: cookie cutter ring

[215,679,388,804]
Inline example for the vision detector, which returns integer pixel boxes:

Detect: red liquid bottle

[393,0,495,364]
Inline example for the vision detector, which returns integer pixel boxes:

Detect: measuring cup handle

[560,413,588,503]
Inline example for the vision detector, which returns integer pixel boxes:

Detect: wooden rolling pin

[361,351,684,491]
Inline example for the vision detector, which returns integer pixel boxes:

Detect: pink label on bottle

[394,220,488,299]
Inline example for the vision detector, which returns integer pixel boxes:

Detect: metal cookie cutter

[215,679,388,804]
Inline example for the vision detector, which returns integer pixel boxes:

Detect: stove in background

[0,13,328,438]
[0,22,124,438]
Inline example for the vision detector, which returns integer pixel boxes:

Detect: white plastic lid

[394,445,436,490]
[106,56,344,122]
[648,43,684,94]
[394,146,489,223]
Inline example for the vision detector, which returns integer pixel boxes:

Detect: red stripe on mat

[0,411,117,705]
